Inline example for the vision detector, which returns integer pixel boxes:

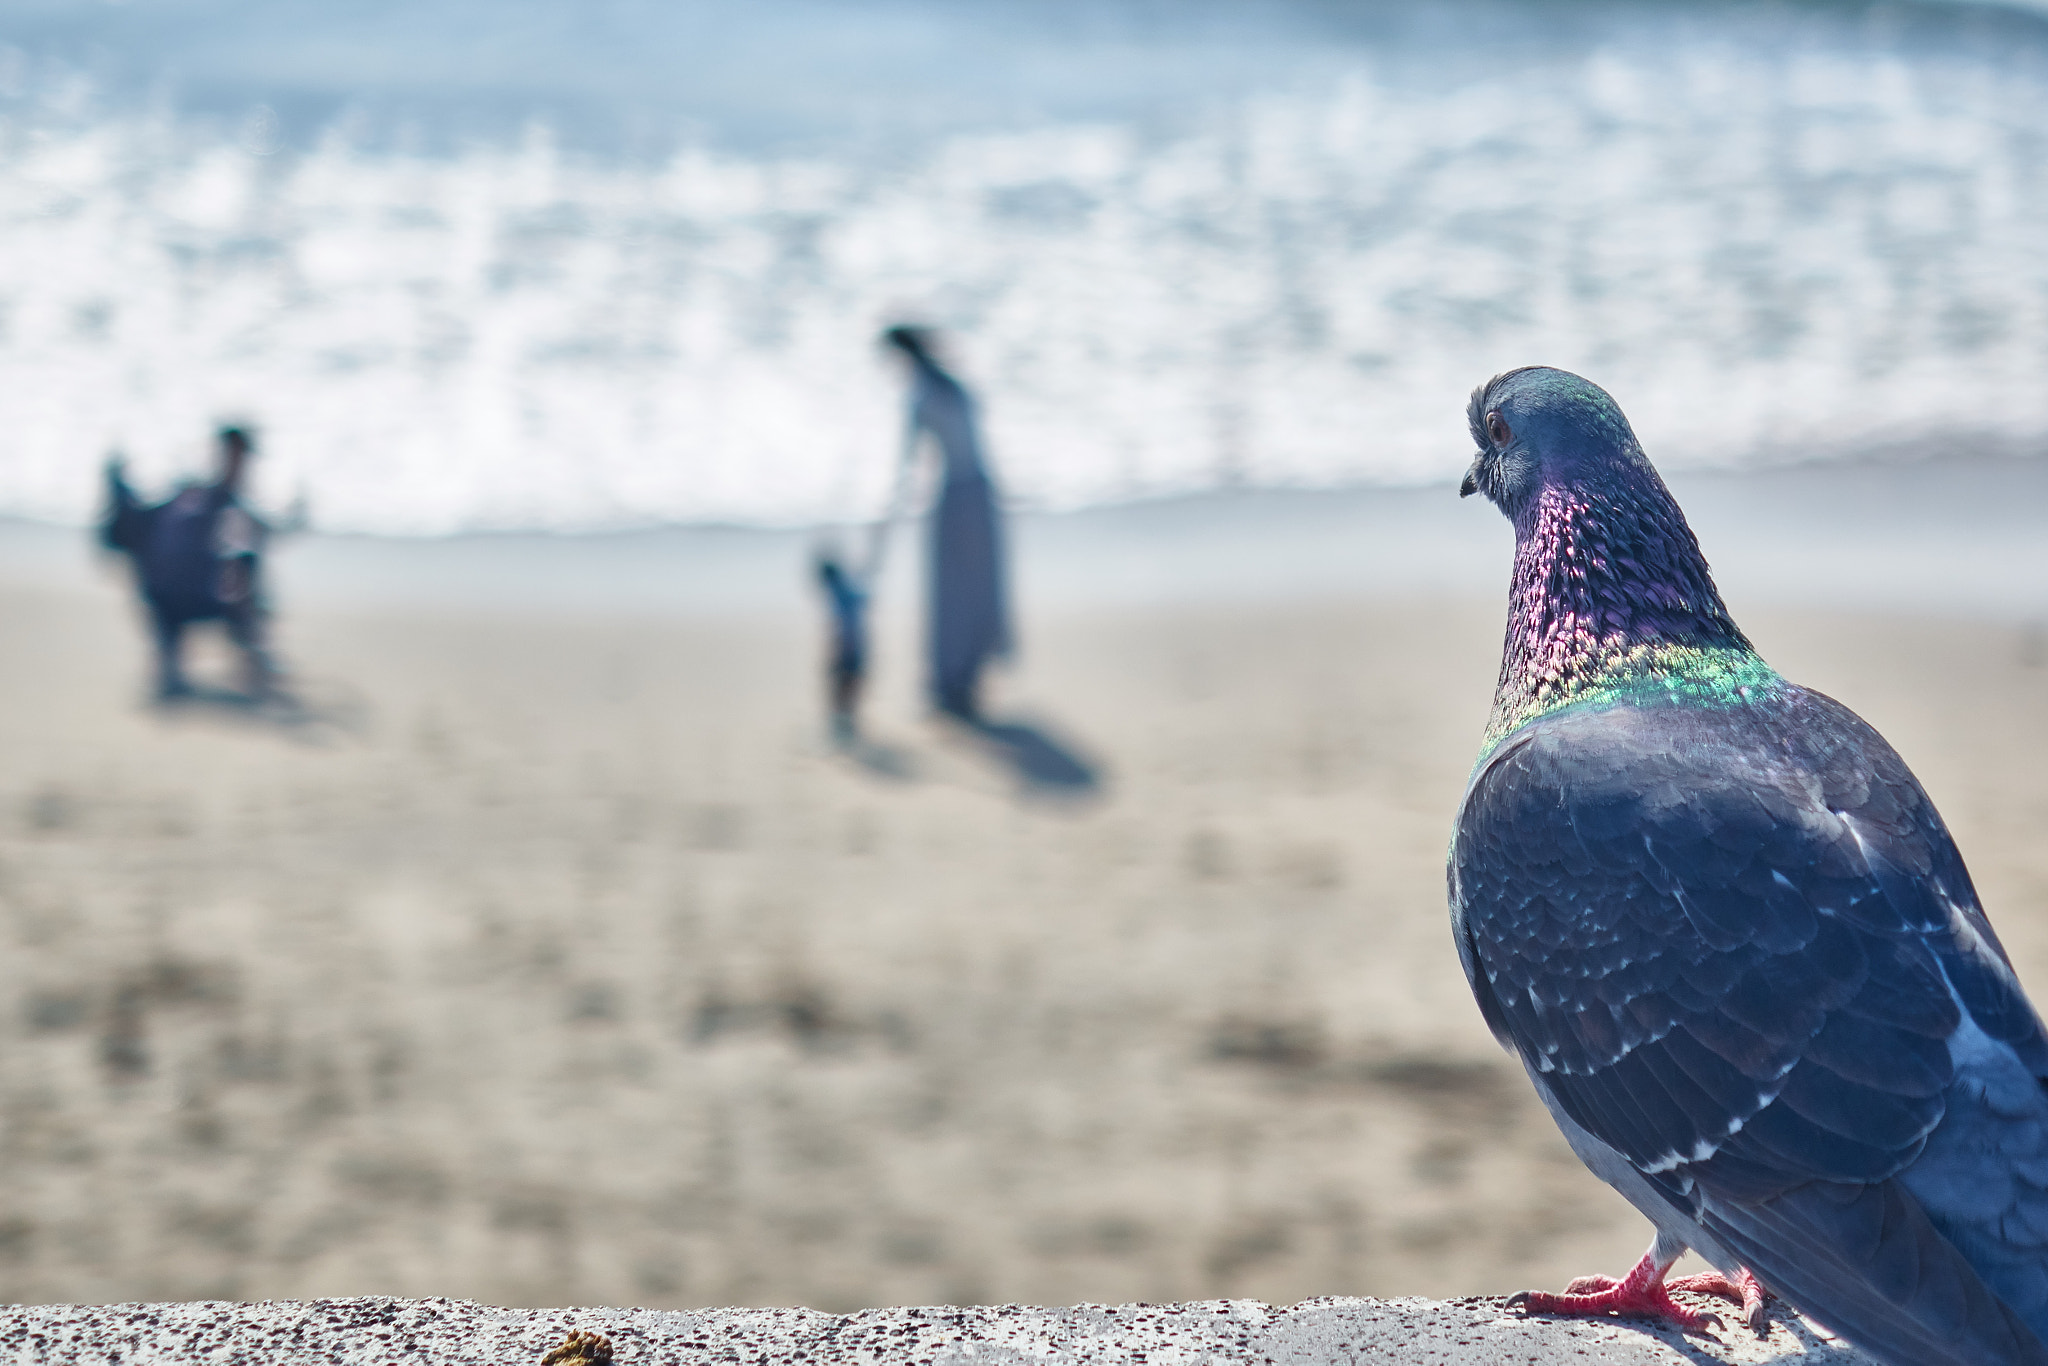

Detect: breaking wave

[1,1,2047,532]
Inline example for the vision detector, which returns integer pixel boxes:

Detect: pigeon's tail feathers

[1900,1016,2048,1337]
[1703,1179,2048,1366]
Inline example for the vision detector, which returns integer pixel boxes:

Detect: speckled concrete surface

[0,1296,1883,1364]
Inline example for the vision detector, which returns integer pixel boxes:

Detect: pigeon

[1448,367,2048,1366]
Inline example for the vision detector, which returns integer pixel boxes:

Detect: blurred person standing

[882,325,1012,722]
[101,425,281,702]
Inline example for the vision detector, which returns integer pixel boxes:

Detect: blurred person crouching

[101,425,285,703]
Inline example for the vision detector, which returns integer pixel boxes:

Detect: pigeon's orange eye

[1487,412,1512,446]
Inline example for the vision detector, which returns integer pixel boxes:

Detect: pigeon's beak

[1459,455,1483,499]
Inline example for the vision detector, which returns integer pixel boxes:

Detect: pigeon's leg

[1667,1267,1770,1335]
[1507,1238,1724,1334]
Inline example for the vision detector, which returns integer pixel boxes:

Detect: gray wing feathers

[1902,1035,2048,1332]
[1702,1179,2048,1366]
[1454,689,2048,1364]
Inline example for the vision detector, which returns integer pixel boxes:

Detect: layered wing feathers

[1455,689,1985,1186]
[1452,684,2048,1359]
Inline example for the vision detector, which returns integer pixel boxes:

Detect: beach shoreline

[0,464,2042,1309]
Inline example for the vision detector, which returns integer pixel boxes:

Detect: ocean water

[2,0,2048,532]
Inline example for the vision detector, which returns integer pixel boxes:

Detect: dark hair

[881,325,934,363]
[218,425,253,452]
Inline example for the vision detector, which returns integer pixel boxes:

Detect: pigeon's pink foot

[1669,1268,1771,1335]
[1560,1273,1620,1295]
[1508,1249,1723,1334]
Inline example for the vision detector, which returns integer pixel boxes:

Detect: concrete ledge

[0,1295,1883,1364]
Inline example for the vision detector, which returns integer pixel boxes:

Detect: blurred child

[814,550,870,746]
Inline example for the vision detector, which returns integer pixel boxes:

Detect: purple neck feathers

[1497,479,1750,702]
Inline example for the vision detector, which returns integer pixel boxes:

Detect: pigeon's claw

[1667,1269,1771,1336]
[1507,1250,1725,1336]
[1509,1284,1723,1335]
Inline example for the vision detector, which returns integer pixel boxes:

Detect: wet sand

[0,469,2045,1311]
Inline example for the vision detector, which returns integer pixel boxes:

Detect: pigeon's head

[1459,367,1656,521]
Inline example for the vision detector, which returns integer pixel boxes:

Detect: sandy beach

[0,462,2045,1313]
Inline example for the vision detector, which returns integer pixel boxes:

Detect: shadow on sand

[838,734,920,781]
[151,681,367,744]
[831,715,1101,797]
[956,714,1102,797]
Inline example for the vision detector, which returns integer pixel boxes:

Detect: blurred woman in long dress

[883,326,1012,721]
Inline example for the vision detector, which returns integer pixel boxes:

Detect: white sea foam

[2,8,2047,533]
